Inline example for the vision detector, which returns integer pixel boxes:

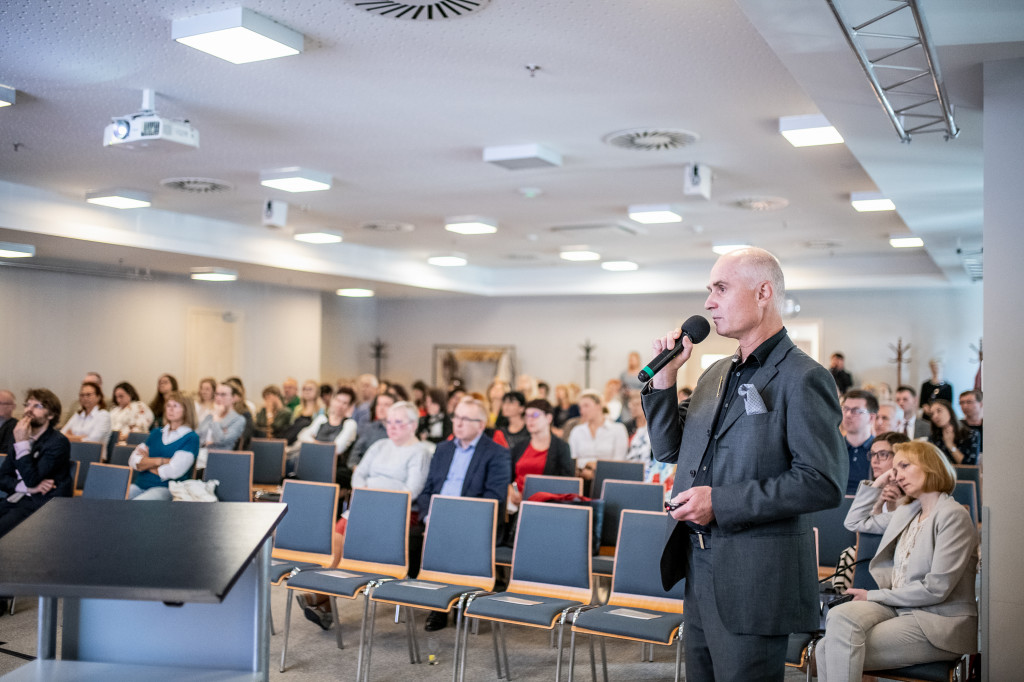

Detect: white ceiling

[1,0,1020,297]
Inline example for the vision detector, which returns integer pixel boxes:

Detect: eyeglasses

[525,410,547,419]
[452,415,483,424]
[870,449,894,460]
[384,419,412,427]
[841,406,870,416]
[23,402,46,411]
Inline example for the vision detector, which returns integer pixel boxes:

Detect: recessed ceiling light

[428,253,468,267]
[0,84,15,107]
[779,114,844,147]
[445,216,498,235]
[483,143,562,170]
[560,248,601,262]
[851,192,896,212]
[191,267,238,282]
[601,260,639,271]
[294,230,342,244]
[0,241,34,258]
[712,243,752,255]
[628,204,683,224]
[889,236,924,248]
[172,7,303,64]
[85,189,152,209]
[337,288,375,297]
[260,167,332,193]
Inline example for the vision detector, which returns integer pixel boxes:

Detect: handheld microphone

[638,315,711,383]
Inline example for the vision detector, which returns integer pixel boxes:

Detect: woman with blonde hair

[817,441,978,681]
[567,389,628,483]
[486,378,510,428]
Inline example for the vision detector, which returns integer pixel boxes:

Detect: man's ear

[756,280,773,307]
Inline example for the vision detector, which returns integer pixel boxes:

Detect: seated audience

[841,389,878,495]
[498,391,529,454]
[352,373,379,431]
[61,381,112,459]
[844,431,912,531]
[109,381,154,444]
[957,389,983,453]
[197,382,246,457]
[128,392,199,500]
[920,358,954,409]
[149,374,179,428]
[282,379,321,446]
[0,389,72,539]
[624,391,652,465]
[568,390,628,482]
[318,383,334,405]
[351,401,431,500]
[620,351,645,391]
[348,393,395,468]
[225,378,254,450]
[603,378,624,422]
[817,441,978,681]
[895,385,929,439]
[255,384,292,439]
[416,388,452,444]
[874,401,904,436]
[60,371,103,428]
[927,399,980,465]
[194,377,217,423]
[411,380,429,416]
[536,381,552,406]
[282,377,301,411]
[0,389,16,453]
[486,378,510,429]
[551,383,579,436]
[290,388,358,482]
[515,374,539,402]
[507,399,574,509]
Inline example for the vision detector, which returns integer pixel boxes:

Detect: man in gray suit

[643,247,847,681]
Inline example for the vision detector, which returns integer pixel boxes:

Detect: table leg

[255,538,271,681]
[37,596,58,659]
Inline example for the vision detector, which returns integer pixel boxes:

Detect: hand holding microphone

[640,315,711,388]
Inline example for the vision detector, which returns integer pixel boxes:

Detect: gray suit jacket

[847,489,979,654]
[644,333,847,635]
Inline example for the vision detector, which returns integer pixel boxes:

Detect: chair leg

[356,590,373,682]
[490,621,505,680]
[360,599,378,682]
[405,607,421,664]
[554,619,567,682]
[567,628,578,682]
[8,597,15,616]
[279,590,294,672]
[453,604,465,682]
[599,638,608,682]
[587,635,597,682]
[675,632,683,682]
[269,597,276,635]
[458,616,472,682]
[331,596,344,649]
[499,622,511,679]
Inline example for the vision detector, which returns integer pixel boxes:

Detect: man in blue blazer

[643,248,847,681]
[414,396,510,630]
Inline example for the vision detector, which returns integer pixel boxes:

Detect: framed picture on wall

[433,344,516,395]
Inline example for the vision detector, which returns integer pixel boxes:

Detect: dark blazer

[644,333,847,636]
[1,426,74,498]
[417,433,510,517]
[509,435,574,480]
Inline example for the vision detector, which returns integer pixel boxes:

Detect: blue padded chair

[866,656,971,682]
[462,500,593,682]
[108,444,135,467]
[809,495,856,578]
[125,431,149,445]
[295,441,338,484]
[568,510,685,682]
[69,440,103,491]
[952,480,978,525]
[81,463,131,500]
[590,460,644,500]
[497,474,585,567]
[362,496,498,681]
[852,532,883,590]
[204,450,254,502]
[272,480,339,583]
[592,481,664,577]
[281,487,410,676]
[251,437,287,486]
[954,465,981,507]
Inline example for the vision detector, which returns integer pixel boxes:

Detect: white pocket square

[738,384,767,415]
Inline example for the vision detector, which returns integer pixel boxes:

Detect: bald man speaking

[643,247,847,681]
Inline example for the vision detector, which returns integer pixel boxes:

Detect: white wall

[357,285,983,399]
[0,268,321,413]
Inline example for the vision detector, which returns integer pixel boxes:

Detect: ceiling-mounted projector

[103,89,199,151]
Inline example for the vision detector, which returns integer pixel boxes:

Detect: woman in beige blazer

[817,441,978,681]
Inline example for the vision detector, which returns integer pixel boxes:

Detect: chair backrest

[608,510,686,612]
[952,481,978,525]
[852,532,883,590]
[340,487,411,579]
[522,474,582,500]
[809,495,856,571]
[82,463,132,500]
[70,460,80,492]
[69,441,103,490]
[125,431,149,445]
[599,480,665,548]
[274,480,339,565]
[204,450,254,502]
[418,496,497,590]
[250,437,287,484]
[509,501,592,602]
[295,441,338,484]
[109,444,136,467]
[954,465,981,506]
[591,460,644,499]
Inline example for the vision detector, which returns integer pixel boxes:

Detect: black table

[0,499,286,681]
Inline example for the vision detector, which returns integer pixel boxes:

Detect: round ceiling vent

[161,177,233,194]
[731,196,790,212]
[360,220,415,233]
[602,128,699,151]
[345,0,490,20]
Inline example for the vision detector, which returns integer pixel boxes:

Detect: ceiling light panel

[779,114,844,147]
[0,241,35,258]
[337,288,375,297]
[85,189,152,209]
[601,260,638,271]
[260,167,332,193]
[172,8,303,64]
[294,230,343,244]
[560,249,601,262]
[889,236,924,248]
[483,143,562,170]
[712,243,752,255]
[445,216,498,235]
[628,204,683,224]
[190,267,238,281]
[428,254,468,267]
[851,192,896,212]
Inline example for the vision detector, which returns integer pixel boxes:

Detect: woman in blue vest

[128,391,199,500]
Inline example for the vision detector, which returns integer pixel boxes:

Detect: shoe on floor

[297,595,333,631]
[424,610,448,631]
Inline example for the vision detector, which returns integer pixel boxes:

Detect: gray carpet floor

[0,590,813,680]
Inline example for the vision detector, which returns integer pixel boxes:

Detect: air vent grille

[346,1,490,20]
[602,128,699,151]
[732,197,789,212]
[161,177,233,194]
